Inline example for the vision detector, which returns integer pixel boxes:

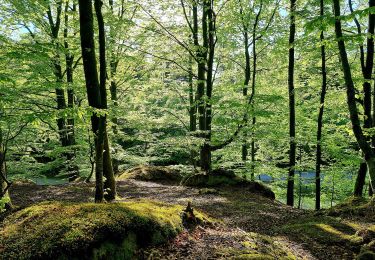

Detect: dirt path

[5,179,373,259]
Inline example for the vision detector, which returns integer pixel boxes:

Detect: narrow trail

[6,179,373,259]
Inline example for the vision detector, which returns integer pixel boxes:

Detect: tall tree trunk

[78,0,106,202]
[351,0,375,195]
[108,0,120,175]
[63,1,79,178]
[315,0,327,210]
[242,29,250,165]
[333,0,375,194]
[249,2,263,180]
[94,0,116,200]
[201,0,215,173]
[64,1,76,147]
[47,1,70,148]
[192,1,208,171]
[287,0,297,206]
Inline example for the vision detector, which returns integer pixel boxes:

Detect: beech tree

[333,0,375,194]
[287,0,297,207]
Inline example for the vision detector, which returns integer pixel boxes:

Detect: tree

[349,0,375,197]
[287,0,297,207]
[315,0,328,211]
[78,0,115,202]
[332,0,375,195]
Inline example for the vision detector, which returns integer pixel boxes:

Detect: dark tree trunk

[354,162,367,197]
[315,0,327,211]
[333,0,375,194]
[94,0,116,200]
[78,0,105,202]
[241,29,250,165]
[287,0,297,207]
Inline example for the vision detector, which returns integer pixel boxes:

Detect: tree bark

[94,0,116,200]
[354,161,367,197]
[201,0,215,172]
[108,0,120,174]
[315,0,327,210]
[78,0,106,202]
[287,0,297,206]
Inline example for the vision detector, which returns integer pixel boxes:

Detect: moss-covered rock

[0,200,211,260]
[117,166,183,183]
[182,172,275,200]
[327,196,375,221]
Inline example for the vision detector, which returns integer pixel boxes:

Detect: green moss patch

[215,232,295,259]
[0,200,210,259]
[326,196,375,222]
[279,216,363,244]
[117,166,183,183]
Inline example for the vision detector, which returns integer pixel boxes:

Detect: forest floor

[4,177,375,260]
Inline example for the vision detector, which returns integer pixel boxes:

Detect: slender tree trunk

[287,0,297,206]
[250,10,260,181]
[78,0,105,202]
[189,55,196,133]
[188,54,198,167]
[201,0,215,173]
[333,0,375,194]
[64,2,76,147]
[242,30,250,165]
[63,1,79,178]
[94,0,116,200]
[315,0,327,210]
[109,0,120,174]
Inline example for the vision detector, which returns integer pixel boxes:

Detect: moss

[0,200,211,259]
[279,216,364,247]
[183,173,275,199]
[216,232,295,260]
[327,196,375,221]
[117,166,183,183]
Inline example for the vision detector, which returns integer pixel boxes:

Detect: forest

[0,0,374,259]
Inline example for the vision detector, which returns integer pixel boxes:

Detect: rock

[118,166,182,182]
[182,169,275,200]
[247,181,275,200]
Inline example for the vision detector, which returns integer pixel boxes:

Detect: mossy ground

[3,177,374,259]
[0,200,210,260]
